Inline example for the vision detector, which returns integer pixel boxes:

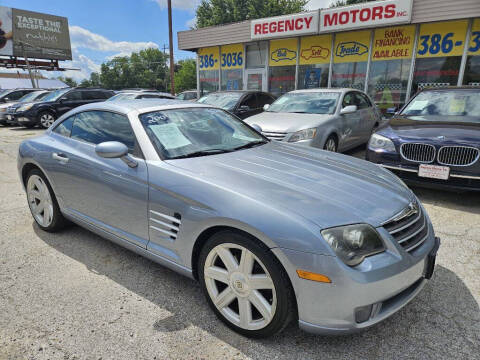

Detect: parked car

[18,101,439,338]
[245,88,382,153]
[0,88,39,104]
[367,87,480,191]
[197,90,276,119]
[0,90,50,125]
[107,91,176,101]
[12,87,114,129]
[177,90,198,101]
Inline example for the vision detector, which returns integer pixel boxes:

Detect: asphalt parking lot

[0,126,479,360]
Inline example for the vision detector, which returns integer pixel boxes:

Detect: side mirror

[95,141,138,168]
[263,104,270,111]
[238,105,250,113]
[251,124,262,133]
[340,105,357,115]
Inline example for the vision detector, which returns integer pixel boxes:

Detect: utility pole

[20,42,36,88]
[167,0,175,95]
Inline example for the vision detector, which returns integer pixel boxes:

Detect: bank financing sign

[0,6,72,60]
[320,0,413,33]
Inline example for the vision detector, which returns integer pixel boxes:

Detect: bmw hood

[245,111,333,133]
[168,142,415,229]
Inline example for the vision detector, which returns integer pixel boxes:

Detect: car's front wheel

[198,231,295,338]
[38,111,56,129]
[324,135,338,152]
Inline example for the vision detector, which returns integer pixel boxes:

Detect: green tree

[174,59,197,93]
[195,0,307,28]
[57,76,77,87]
[330,0,376,8]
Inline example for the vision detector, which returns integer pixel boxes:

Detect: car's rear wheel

[324,135,338,152]
[198,231,295,338]
[26,169,68,232]
[38,112,56,129]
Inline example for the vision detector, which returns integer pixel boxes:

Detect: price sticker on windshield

[198,46,220,70]
[417,20,468,58]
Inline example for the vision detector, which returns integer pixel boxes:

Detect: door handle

[52,152,69,163]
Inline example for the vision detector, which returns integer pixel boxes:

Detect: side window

[140,94,161,99]
[241,94,257,109]
[257,93,275,107]
[342,92,355,108]
[70,111,136,152]
[63,91,82,101]
[185,92,196,100]
[177,94,185,100]
[355,93,370,109]
[53,115,76,137]
[7,91,25,101]
[82,91,102,100]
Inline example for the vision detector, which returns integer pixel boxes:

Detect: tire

[25,169,68,232]
[198,230,296,338]
[38,111,56,129]
[323,135,338,152]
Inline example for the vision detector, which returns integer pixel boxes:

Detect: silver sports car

[18,101,439,338]
[245,88,382,153]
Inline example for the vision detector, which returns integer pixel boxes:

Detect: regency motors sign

[0,6,71,60]
[251,11,319,40]
[320,0,413,33]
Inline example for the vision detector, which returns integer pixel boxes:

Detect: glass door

[245,69,266,91]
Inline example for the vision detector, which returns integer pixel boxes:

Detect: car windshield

[401,90,480,122]
[18,91,47,102]
[139,107,267,160]
[41,88,70,102]
[266,92,339,114]
[107,93,138,101]
[197,92,243,110]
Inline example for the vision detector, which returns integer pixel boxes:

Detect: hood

[245,111,333,133]
[384,116,480,145]
[167,142,414,229]
[0,101,18,109]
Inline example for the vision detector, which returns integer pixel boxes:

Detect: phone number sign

[468,18,480,55]
[417,20,468,58]
[221,44,244,69]
[198,46,220,70]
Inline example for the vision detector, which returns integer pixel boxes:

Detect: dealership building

[178,0,480,111]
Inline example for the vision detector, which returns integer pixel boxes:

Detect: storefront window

[412,20,469,94]
[268,38,297,96]
[463,18,480,86]
[246,42,267,68]
[368,25,415,113]
[332,30,370,90]
[221,69,242,90]
[297,34,332,89]
[221,43,244,90]
[199,70,219,95]
[198,46,220,96]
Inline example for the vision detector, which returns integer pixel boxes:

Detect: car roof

[114,91,175,97]
[289,88,358,94]
[204,90,270,95]
[420,86,480,91]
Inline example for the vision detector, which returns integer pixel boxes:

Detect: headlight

[17,103,33,112]
[369,133,396,152]
[288,128,317,142]
[0,108,6,112]
[321,224,385,266]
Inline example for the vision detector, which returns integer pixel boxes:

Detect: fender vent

[149,210,182,240]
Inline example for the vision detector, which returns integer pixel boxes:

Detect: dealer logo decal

[335,41,368,57]
[271,48,297,62]
[301,46,330,60]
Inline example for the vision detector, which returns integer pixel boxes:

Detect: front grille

[383,205,428,252]
[262,131,287,141]
[438,146,479,166]
[400,143,436,163]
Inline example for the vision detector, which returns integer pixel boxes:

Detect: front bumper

[11,111,37,126]
[273,226,439,335]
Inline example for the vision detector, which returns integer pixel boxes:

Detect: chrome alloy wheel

[27,175,54,227]
[40,113,55,128]
[324,138,337,152]
[204,243,277,331]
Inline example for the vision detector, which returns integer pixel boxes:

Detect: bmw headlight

[321,224,385,266]
[369,133,396,152]
[288,128,317,142]
[17,103,33,112]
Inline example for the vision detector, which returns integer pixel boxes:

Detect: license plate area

[418,164,450,180]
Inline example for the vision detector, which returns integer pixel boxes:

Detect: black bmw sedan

[366,87,480,191]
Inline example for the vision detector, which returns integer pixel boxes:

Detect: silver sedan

[245,88,382,153]
[18,101,439,338]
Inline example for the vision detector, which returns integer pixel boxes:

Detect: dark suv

[14,87,115,128]
[0,88,39,103]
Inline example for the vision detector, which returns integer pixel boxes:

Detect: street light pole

[20,42,36,88]
[168,0,175,95]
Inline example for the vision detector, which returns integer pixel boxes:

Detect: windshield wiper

[233,140,269,151]
[168,148,231,159]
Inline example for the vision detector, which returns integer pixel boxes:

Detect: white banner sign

[251,11,319,40]
[320,0,413,33]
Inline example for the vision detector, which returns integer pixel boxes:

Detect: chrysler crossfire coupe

[18,101,439,338]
